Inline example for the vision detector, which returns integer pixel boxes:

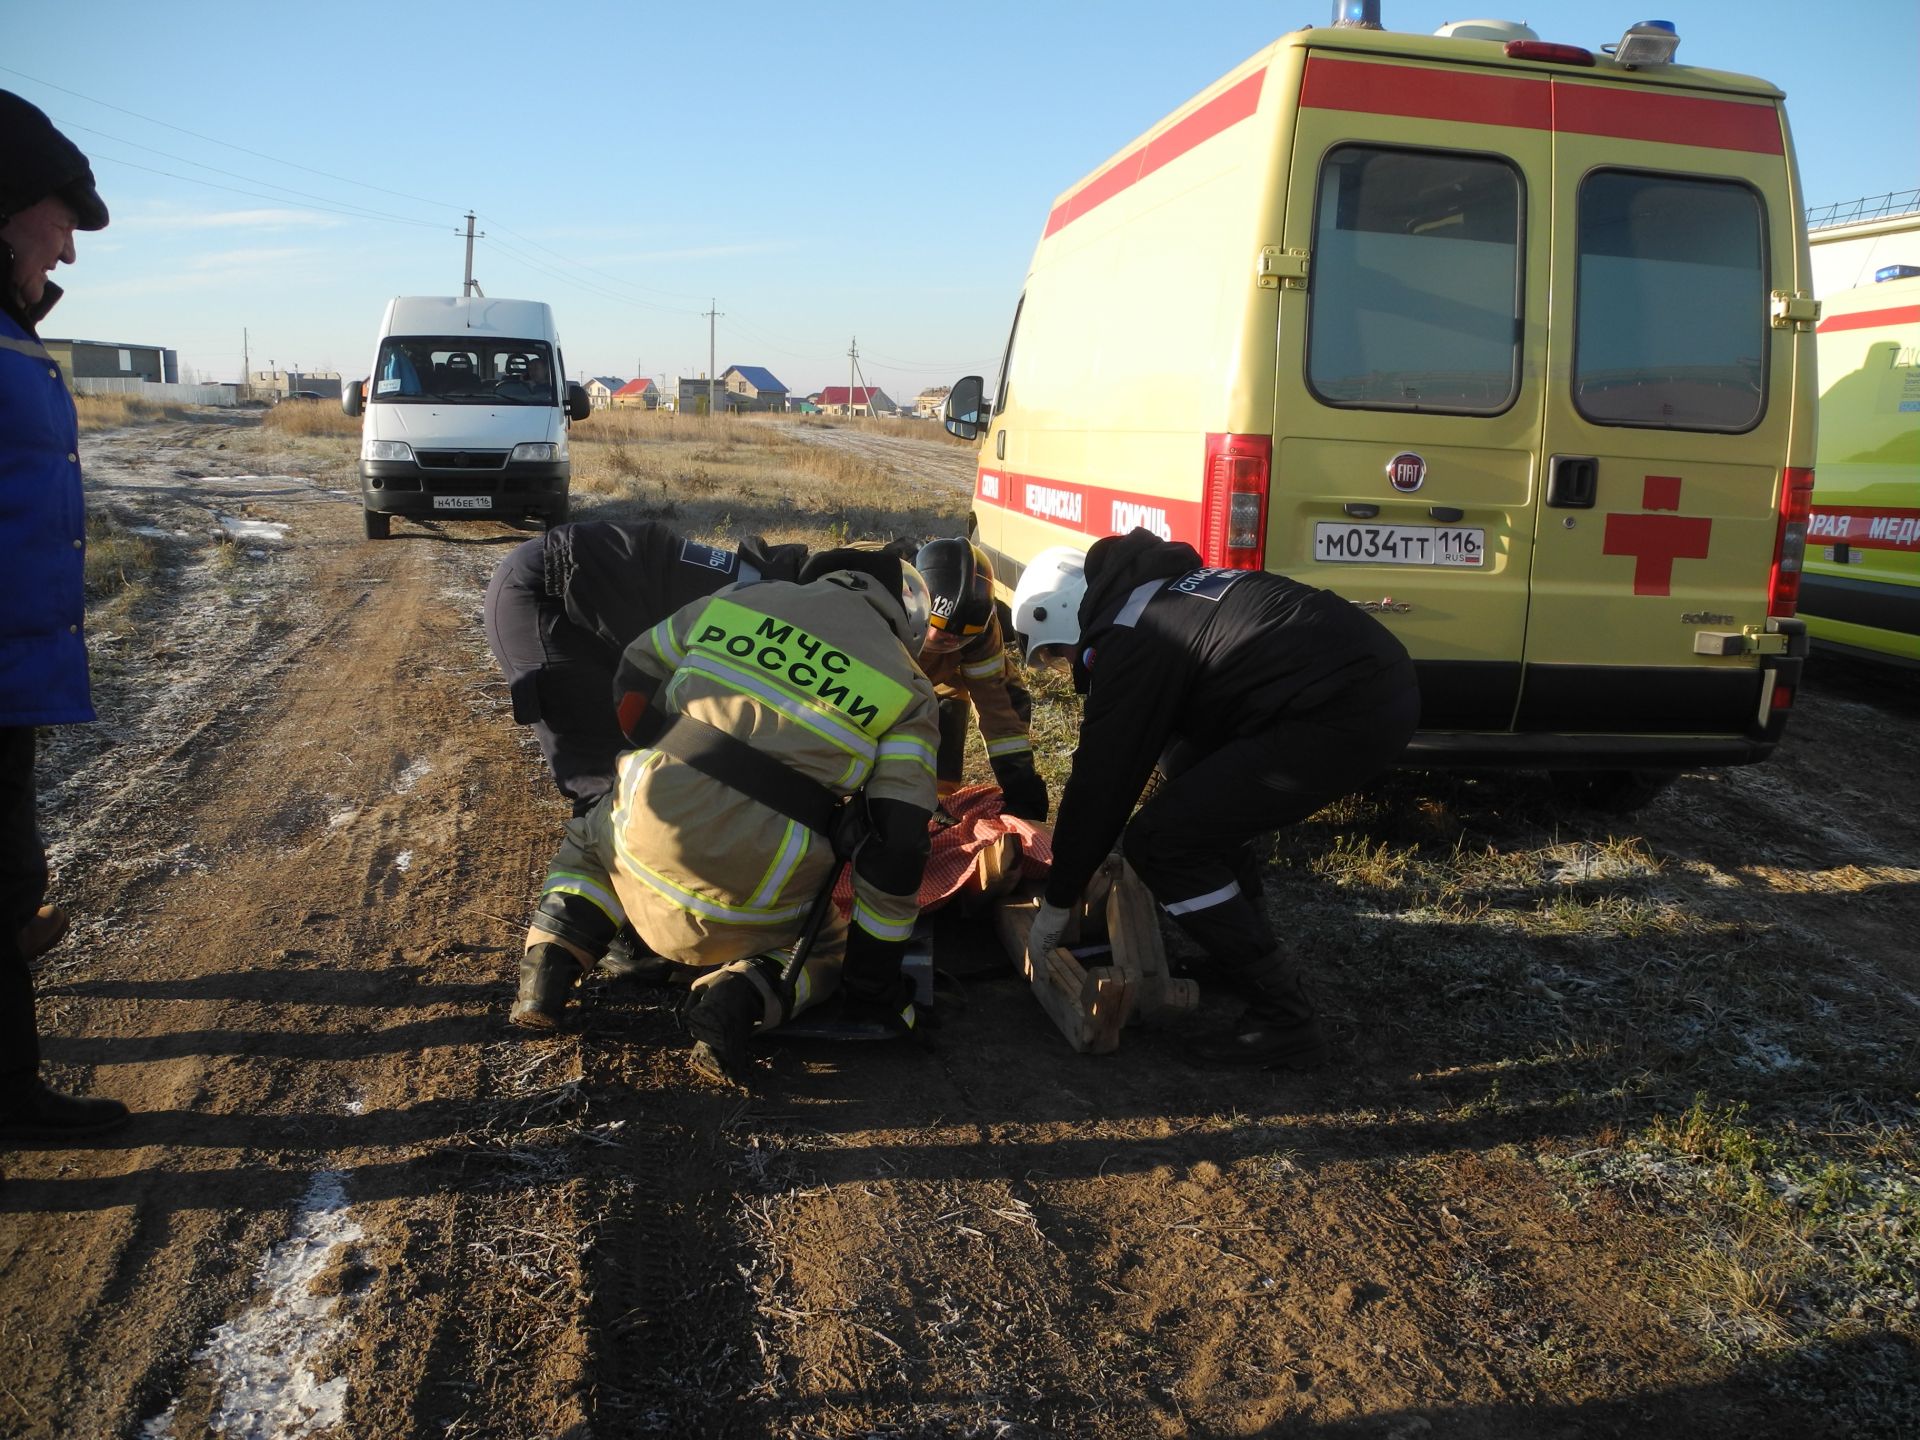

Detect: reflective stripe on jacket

[606,571,938,964]
[916,610,1030,759]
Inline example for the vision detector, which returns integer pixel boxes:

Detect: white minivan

[343,296,591,539]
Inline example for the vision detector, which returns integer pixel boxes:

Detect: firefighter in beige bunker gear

[512,549,939,1077]
[913,539,1046,821]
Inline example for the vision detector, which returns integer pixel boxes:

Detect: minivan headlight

[511,441,562,462]
[363,439,413,462]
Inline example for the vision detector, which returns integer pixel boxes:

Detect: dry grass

[568,410,966,547]
[260,400,360,439]
[73,392,188,430]
[84,506,163,601]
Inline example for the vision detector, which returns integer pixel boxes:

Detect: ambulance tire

[363,508,390,541]
[1547,769,1678,816]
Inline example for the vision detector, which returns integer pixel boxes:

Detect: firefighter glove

[1026,901,1073,976]
[611,659,662,746]
[991,753,1050,822]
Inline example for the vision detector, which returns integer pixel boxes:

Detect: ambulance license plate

[432,495,491,511]
[1313,522,1485,567]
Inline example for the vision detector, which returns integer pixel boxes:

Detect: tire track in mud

[2,424,594,1440]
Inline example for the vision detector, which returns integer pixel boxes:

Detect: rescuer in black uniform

[483,520,810,815]
[1016,529,1420,1070]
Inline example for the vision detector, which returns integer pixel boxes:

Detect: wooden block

[1104,858,1198,1019]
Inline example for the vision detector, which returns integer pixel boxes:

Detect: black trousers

[1,725,48,1094]
[482,539,628,816]
[1121,659,1421,971]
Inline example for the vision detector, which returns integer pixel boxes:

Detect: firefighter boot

[682,970,767,1086]
[510,943,587,1030]
[1184,954,1331,1071]
[597,923,672,985]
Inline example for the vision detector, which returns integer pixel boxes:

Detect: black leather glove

[841,920,906,1005]
[992,753,1050,822]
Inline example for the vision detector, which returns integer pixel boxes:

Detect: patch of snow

[327,808,356,829]
[130,525,174,539]
[217,516,291,545]
[141,1170,364,1440]
[1736,1034,1805,1072]
[394,850,413,872]
[393,759,431,795]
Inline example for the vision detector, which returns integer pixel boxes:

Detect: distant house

[611,377,658,409]
[913,385,950,420]
[721,364,789,412]
[677,376,733,415]
[816,385,897,418]
[585,376,626,410]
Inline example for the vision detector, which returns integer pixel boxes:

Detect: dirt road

[2,415,1914,1439]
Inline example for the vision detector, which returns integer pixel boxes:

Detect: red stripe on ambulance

[1045,71,1266,237]
[977,468,1203,546]
[1300,57,1781,154]
[1816,305,1920,334]
[1808,507,1920,551]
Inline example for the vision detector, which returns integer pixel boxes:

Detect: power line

[478,214,717,305]
[85,150,448,230]
[0,64,457,212]
[57,119,450,229]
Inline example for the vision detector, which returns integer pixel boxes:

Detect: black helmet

[916,538,995,653]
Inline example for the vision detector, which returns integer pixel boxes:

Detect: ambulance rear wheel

[1547,769,1677,815]
[363,508,390,540]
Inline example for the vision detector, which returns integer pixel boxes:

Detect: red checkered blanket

[833,784,1053,915]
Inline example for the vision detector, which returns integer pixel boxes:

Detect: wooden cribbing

[993,851,1197,1054]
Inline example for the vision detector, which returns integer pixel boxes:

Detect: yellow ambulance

[945,5,1818,809]
[1800,272,1920,667]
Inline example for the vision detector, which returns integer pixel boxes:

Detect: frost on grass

[143,1170,365,1440]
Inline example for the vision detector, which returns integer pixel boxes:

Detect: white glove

[1026,901,1073,974]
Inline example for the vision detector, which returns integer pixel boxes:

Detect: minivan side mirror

[943,374,991,441]
[565,381,592,423]
[342,380,364,419]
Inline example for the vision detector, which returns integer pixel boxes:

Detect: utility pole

[461,212,485,298]
[848,336,858,417]
[703,300,723,416]
[242,327,250,400]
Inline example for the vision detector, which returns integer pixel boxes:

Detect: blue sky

[7,1,1915,399]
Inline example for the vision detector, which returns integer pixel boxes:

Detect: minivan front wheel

[1547,768,1678,815]
[363,508,391,540]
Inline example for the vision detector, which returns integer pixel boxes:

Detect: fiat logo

[1386,452,1426,492]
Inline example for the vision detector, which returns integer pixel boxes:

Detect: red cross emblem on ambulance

[1601,475,1712,596]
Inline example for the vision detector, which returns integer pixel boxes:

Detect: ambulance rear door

[1273,50,1554,736]
[1520,79,1795,738]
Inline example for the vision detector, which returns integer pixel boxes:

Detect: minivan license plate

[1313,522,1485,567]
[432,495,491,511]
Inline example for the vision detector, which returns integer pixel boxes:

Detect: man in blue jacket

[0,91,128,1138]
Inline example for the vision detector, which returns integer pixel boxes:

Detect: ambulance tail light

[1768,466,1816,617]
[1202,433,1271,570]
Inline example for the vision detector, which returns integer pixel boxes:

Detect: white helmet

[1010,546,1088,664]
[894,560,933,654]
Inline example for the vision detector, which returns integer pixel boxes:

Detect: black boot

[0,1081,130,1139]
[1184,955,1331,1071]
[597,924,673,984]
[682,971,767,1085]
[510,943,587,1030]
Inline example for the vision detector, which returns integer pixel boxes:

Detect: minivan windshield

[370,337,557,405]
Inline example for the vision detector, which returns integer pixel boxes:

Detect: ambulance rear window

[1306,145,1523,415]
[1573,172,1767,432]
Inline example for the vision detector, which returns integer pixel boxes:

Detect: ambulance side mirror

[342,380,364,418]
[943,374,992,442]
[565,382,592,422]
